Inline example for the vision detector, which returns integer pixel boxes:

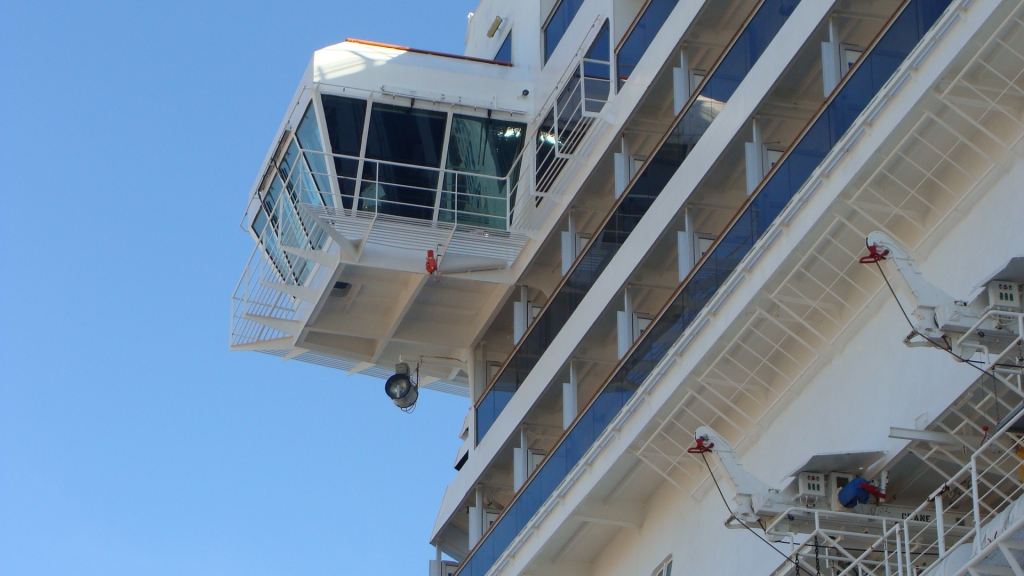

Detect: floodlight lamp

[385,362,418,410]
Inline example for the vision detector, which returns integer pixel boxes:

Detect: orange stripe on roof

[345,38,514,67]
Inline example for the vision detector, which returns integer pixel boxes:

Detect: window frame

[653,557,673,576]
[494,29,513,64]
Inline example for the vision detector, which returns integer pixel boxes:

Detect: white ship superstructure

[232,0,1024,574]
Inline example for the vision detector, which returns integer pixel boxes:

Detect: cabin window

[495,31,513,64]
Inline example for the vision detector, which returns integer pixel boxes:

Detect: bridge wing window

[366,104,447,167]
[446,115,524,178]
[320,94,366,157]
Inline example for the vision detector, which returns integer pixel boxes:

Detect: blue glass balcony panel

[616,0,680,88]
[544,0,585,64]
[457,1,951,575]
[476,0,801,444]
[701,0,800,102]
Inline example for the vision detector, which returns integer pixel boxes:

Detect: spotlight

[384,362,418,411]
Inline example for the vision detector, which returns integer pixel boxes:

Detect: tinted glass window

[495,32,512,64]
[585,18,609,62]
[544,0,584,64]
[321,95,366,156]
[446,115,524,177]
[366,104,447,167]
[295,103,331,196]
[295,103,323,152]
[584,20,612,108]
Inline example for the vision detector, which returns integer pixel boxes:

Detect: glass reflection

[583,20,612,112]
[478,0,801,444]
[366,103,447,167]
[321,94,366,156]
[616,0,680,88]
[543,0,585,64]
[458,2,952,575]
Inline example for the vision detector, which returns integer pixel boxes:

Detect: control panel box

[989,281,1022,311]
[798,472,826,497]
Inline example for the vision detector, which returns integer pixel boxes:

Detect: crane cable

[698,451,807,574]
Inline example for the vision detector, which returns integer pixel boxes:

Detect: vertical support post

[561,213,579,276]
[471,343,487,448]
[821,14,842,96]
[678,207,695,282]
[468,348,479,405]
[468,349,478,450]
[882,518,891,576]
[431,543,442,576]
[895,524,904,576]
[617,289,634,359]
[563,360,578,429]
[745,117,764,195]
[904,516,913,573]
[513,426,528,491]
[468,486,483,548]
[935,493,946,558]
[513,286,530,342]
[432,110,455,225]
[614,136,630,198]
[672,46,690,115]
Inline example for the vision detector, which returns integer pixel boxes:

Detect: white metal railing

[510,17,613,231]
[531,59,609,194]
[956,311,1024,392]
[231,166,328,348]
[232,148,540,348]
[300,150,521,232]
[766,397,1024,576]
[765,508,907,576]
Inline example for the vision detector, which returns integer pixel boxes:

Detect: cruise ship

[231,0,1024,573]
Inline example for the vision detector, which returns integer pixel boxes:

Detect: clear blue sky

[0,2,480,574]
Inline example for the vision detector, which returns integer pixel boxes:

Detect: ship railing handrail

[511,16,612,221]
[298,147,524,232]
[473,0,773,413]
[954,311,1024,376]
[950,511,1024,576]
[535,15,608,118]
[456,0,962,572]
[605,0,932,376]
[764,510,904,576]
[231,243,302,347]
[232,167,329,346]
[900,400,1024,570]
[781,396,1024,576]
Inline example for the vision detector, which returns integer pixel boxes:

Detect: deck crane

[861,231,1022,361]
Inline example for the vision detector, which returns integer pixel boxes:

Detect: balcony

[452,0,964,573]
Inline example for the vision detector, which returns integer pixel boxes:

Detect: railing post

[896,524,904,576]
[904,517,913,574]
[579,61,586,109]
[935,494,945,558]
[883,518,891,576]
[972,455,981,553]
